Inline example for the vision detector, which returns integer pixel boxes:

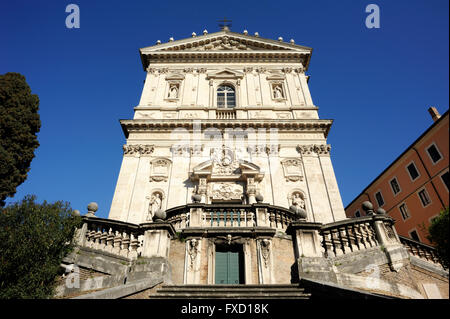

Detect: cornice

[133,106,320,111]
[120,119,332,138]
[143,51,308,64]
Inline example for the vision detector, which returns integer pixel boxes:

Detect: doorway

[215,244,245,284]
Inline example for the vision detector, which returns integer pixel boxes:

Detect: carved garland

[123,144,155,156]
[260,239,271,268]
[297,144,331,155]
[188,239,199,269]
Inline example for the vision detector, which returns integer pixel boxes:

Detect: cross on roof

[218,18,232,31]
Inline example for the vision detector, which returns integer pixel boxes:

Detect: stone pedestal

[188,206,204,227]
[372,215,407,271]
[287,222,323,258]
[140,222,176,258]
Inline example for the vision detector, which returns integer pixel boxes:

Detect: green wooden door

[215,249,241,284]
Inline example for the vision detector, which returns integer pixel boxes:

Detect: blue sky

[1,0,448,218]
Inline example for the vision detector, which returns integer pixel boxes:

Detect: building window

[399,203,410,220]
[409,230,420,242]
[390,177,401,195]
[375,191,384,207]
[418,188,431,206]
[406,162,420,181]
[441,171,449,191]
[217,85,236,108]
[426,144,442,164]
[354,210,361,217]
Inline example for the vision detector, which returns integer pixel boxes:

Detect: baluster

[129,232,139,259]
[105,228,114,253]
[224,210,228,227]
[238,209,242,227]
[248,211,254,227]
[93,226,102,250]
[217,210,221,227]
[331,229,342,255]
[339,227,351,254]
[355,223,366,249]
[112,230,122,255]
[120,231,130,257]
[99,227,108,251]
[85,226,95,248]
[348,225,358,251]
[186,211,191,227]
[369,223,379,246]
[275,212,281,229]
[244,209,247,226]
[363,223,376,247]
[323,230,335,258]
[269,211,275,228]
[230,209,234,227]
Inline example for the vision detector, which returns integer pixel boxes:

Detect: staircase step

[151,284,311,299]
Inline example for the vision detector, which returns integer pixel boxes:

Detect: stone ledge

[72,278,163,299]
[409,256,449,279]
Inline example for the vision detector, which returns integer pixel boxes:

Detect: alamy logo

[365,4,380,29]
[65,4,80,29]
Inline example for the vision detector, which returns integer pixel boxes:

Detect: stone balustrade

[319,216,381,258]
[165,203,299,230]
[216,109,236,119]
[78,217,142,260]
[399,236,447,269]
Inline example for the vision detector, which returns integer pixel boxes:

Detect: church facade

[60,28,448,299]
[107,28,346,285]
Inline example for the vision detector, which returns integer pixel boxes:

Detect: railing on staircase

[78,217,142,260]
[320,216,380,257]
[399,236,447,269]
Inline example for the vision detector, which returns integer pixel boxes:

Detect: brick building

[345,108,449,245]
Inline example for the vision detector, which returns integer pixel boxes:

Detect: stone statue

[274,85,283,99]
[147,193,162,220]
[292,193,305,210]
[168,85,178,98]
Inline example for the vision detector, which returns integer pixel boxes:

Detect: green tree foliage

[427,207,449,268]
[0,73,41,207]
[0,195,81,298]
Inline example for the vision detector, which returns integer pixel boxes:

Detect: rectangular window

[390,177,401,195]
[418,189,431,206]
[441,171,449,191]
[409,230,420,242]
[354,210,361,217]
[399,203,410,220]
[427,144,442,164]
[375,191,384,207]
[406,162,419,181]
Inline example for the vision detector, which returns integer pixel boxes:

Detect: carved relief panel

[150,158,172,182]
[281,158,304,182]
[209,182,244,202]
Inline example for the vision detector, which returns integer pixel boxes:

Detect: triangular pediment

[140,30,312,54]
[191,159,263,181]
[206,68,244,79]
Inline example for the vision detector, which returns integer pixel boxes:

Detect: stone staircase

[150,284,312,299]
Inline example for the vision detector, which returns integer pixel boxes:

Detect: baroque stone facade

[108,29,346,225]
[63,28,446,298]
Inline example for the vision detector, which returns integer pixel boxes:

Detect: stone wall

[272,235,296,284]
[168,239,186,284]
[357,263,449,299]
